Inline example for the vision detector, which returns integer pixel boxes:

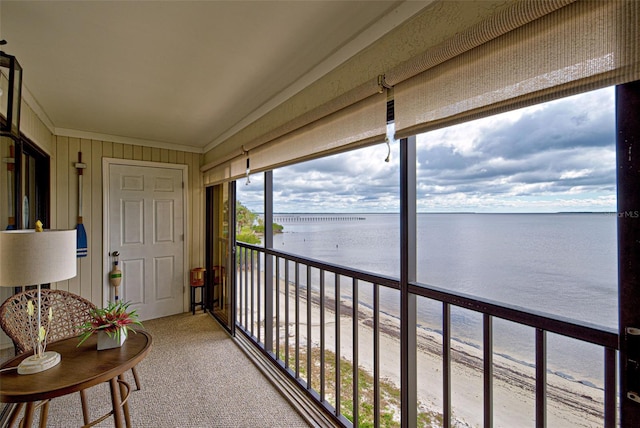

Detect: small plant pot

[97,330,127,350]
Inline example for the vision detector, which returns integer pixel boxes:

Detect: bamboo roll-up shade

[384,0,576,88]
[203,161,234,187]
[243,78,384,154]
[394,0,640,139]
[204,92,387,186]
[201,78,383,175]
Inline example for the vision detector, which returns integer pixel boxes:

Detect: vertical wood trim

[49,134,58,228]
[192,153,203,267]
[113,143,123,159]
[102,141,113,158]
[55,136,70,292]
[68,137,80,295]
[142,146,152,161]
[197,153,203,266]
[132,145,142,160]
[151,147,160,162]
[188,152,196,267]
[123,144,133,160]
[186,153,196,311]
[0,141,8,229]
[90,140,103,305]
[79,139,93,298]
[198,154,204,266]
[194,152,200,267]
[19,103,54,154]
[186,152,193,267]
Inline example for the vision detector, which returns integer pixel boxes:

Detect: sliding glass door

[206,182,234,332]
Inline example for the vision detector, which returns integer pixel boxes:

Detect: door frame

[205,182,235,333]
[102,158,189,311]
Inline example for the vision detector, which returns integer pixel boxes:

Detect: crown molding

[22,85,202,153]
[54,128,203,154]
[21,83,55,134]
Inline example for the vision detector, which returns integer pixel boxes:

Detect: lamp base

[17,351,61,375]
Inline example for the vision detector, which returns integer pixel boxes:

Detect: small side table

[190,267,207,315]
[1,330,152,428]
[190,282,206,314]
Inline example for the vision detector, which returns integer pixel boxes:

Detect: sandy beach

[259,281,608,427]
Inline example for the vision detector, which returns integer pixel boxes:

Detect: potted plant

[78,301,143,350]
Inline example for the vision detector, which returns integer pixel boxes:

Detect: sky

[237,86,616,214]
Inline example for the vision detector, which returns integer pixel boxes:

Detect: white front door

[105,161,186,320]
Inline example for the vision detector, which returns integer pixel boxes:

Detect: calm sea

[271,213,618,386]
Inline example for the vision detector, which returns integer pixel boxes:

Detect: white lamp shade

[0,229,77,287]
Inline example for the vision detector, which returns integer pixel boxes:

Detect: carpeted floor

[3,312,311,427]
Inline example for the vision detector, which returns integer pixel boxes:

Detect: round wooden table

[1,330,152,427]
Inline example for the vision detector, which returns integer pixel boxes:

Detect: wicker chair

[0,289,142,425]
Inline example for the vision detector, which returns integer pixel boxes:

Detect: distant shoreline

[262,211,616,215]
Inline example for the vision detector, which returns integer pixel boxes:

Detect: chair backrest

[0,289,97,354]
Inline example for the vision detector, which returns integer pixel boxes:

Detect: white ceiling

[1,1,427,153]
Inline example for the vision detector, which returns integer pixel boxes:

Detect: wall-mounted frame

[1,137,50,295]
[0,50,23,140]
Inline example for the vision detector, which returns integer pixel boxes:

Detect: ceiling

[1,1,427,153]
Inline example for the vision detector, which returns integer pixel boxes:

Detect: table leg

[22,401,35,427]
[131,366,142,390]
[6,403,24,428]
[38,400,50,428]
[108,378,124,428]
[118,374,132,428]
[80,389,90,426]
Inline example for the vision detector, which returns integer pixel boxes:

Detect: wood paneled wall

[20,102,55,152]
[50,136,204,306]
[2,100,204,351]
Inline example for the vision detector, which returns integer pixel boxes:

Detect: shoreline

[269,280,607,427]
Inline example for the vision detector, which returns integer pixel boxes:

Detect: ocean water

[271,213,618,385]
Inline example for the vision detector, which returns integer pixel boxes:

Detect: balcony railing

[235,242,619,427]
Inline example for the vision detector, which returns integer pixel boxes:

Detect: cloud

[238,87,616,213]
[415,87,616,211]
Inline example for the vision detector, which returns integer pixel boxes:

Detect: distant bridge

[272,215,366,223]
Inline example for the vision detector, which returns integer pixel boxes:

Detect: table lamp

[0,225,76,374]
